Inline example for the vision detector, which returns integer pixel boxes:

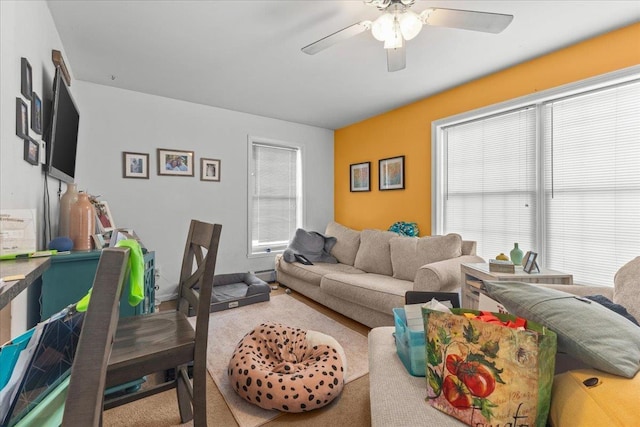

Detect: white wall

[73,82,334,301]
[1,1,334,330]
[1,0,71,335]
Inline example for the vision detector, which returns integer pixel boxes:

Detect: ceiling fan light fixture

[383,31,403,49]
[372,12,404,49]
[371,13,394,41]
[399,10,422,40]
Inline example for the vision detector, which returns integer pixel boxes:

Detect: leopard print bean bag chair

[228,321,347,412]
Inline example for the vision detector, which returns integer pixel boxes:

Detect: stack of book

[489,259,515,273]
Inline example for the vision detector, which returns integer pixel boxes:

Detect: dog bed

[228,322,346,412]
[201,272,271,313]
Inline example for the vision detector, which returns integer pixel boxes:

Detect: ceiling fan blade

[424,8,513,34]
[387,45,406,72]
[302,21,371,55]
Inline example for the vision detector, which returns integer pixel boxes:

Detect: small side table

[461,262,573,309]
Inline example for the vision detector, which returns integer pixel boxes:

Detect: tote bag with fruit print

[422,308,557,427]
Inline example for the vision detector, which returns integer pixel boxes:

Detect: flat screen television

[46,69,80,183]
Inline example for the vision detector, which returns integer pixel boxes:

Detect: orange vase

[58,183,78,237]
[69,192,96,251]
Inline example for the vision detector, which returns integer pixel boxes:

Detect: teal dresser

[39,250,155,320]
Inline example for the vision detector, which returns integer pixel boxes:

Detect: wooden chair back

[62,247,130,426]
[177,220,222,340]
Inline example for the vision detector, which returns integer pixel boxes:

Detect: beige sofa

[275,222,484,328]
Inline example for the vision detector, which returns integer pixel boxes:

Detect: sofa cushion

[549,368,640,426]
[484,281,640,378]
[321,273,411,315]
[613,256,640,322]
[325,222,361,266]
[276,256,364,287]
[390,234,463,281]
[353,229,397,276]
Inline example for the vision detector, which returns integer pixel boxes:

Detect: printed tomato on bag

[423,308,557,427]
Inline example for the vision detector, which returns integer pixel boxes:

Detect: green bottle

[510,243,524,266]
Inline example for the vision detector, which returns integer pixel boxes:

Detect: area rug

[191,294,369,427]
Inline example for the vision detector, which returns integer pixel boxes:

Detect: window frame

[432,65,640,284]
[247,135,304,258]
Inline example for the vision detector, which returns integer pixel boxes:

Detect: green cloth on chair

[76,240,144,312]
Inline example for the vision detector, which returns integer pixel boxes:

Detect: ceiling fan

[302,0,514,72]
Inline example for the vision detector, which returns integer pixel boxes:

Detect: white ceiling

[46,1,640,130]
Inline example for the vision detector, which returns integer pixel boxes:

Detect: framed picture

[200,158,221,181]
[16,98,28,138]
[92,233,107,249]
[350,161,370,192]
[94,201,116,233]
[23,137,39,165]
[30,92,42,134]
[157,148,194,176]
[122,151,149,179]
[379,155,405,191]
[21,57,32,100]
[523,251,540,273]
[108,228,140,247]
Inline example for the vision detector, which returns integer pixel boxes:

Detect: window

[248,138,302,257]
[434,67,640,285]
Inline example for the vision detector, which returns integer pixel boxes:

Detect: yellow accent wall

[334,23,640,235]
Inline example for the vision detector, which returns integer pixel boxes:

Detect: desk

[461,262,573,309]
[0,257,50,310]
[0,257,51,342]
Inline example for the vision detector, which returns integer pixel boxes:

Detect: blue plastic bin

[393,307,426,377]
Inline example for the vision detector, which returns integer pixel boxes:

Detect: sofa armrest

[537,284,614,299]
[414,255,485,292]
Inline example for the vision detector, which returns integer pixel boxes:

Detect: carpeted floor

[103,286,372,427]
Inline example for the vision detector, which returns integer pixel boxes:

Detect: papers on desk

[404,299,454,332]
[0,210,36,257]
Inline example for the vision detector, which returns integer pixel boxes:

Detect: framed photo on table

[523,251,539,273]
[379,155,404,191]
[350,161,370,192]
[157,148,194,177]
[94,201,115,233]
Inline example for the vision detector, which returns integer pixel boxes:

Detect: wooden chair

[62,247,130,426]
[104,220,222,426]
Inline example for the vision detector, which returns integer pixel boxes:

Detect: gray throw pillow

[484,281,640,378]
[282,228,337,264]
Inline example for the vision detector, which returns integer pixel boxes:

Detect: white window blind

[249,141,301,256]
[444,107,537,259]
[435,70,640,286]
[542,80,640,285]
